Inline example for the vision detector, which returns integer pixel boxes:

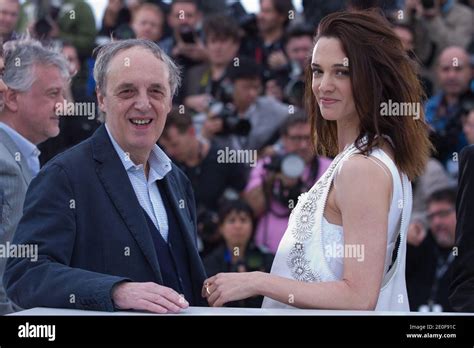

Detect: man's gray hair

[3,38,70,92]
[93,39,181,97]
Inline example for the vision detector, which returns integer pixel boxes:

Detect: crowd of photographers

[0,0,472,311]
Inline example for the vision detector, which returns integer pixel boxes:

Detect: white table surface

[9,307,472,316]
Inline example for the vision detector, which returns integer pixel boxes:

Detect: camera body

[178,25,196,44]
[208,101,252,136]
[197,207,219,241]
[225,2,259,38]
[430,91,474,163]
[263,153,306,210]
[208,79,252,137]
[268,62,305,106]
[421,0,436,9]
[34,4,60,38]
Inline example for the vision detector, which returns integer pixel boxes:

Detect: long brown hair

[304,10,433,181]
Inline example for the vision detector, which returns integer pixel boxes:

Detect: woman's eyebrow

[311,63,348,68]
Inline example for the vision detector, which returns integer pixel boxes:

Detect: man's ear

[4,88,19,112]
[96,87,106,114]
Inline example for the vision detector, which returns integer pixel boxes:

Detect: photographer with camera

[265,24,314,107]
[98,0,134,39]
[21,0,96,59]
[257,0,294,75]
[160,107,248,256]
[159,0,207,76]
[201,56,290,153]
[243,112,332,254]
[401,0,472,70]
[406,187,458,312]
[425,46,473,177]
[183,14,241,114]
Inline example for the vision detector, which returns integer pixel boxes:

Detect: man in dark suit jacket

[0,38,70,315]
[4,39,207,313]
[449,144,474,312]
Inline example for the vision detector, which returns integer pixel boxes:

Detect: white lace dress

[262,138,412,311]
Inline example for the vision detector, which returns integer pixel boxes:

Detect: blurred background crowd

[1,0,472,311]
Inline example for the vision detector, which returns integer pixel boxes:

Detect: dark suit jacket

[3,125,207,311]
[449,145,474,312]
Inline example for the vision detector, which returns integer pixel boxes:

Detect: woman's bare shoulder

[335,154,392,206]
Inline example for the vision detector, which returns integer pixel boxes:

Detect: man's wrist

[110,280,129,309]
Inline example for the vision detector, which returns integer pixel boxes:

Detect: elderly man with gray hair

[0,38,69,315]
[4,39,208,313]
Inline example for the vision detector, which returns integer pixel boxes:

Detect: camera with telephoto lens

[34,4,60,38]
[430,91,474,162]
[269,62,305,106]
[225,2,259,39]
[208,100,251,136]
[197,206,218,240]
[263,153,306,208]
[178,25,196,44]
[421,0,435,9]
[284,79,305,107]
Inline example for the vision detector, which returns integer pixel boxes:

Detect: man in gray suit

[0,38,69,314]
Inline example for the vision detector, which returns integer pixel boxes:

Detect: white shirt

[0,121,41,176]
[105,124,172,241]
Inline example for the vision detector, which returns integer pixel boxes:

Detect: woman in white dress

[202,10,433,311]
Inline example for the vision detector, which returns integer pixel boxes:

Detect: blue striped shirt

[105,124,171,241]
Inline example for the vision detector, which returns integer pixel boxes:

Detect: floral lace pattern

[285,141,358,283]
[286,242,321,281]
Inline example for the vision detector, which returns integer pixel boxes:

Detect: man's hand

[112,282,189,313]
[201,116,223,139]
[183,41,209,61]
[184,94,212,113]
[267,50,288,70]
[172,41,208,61]
[277,172,299,188]
[407,221,427,246]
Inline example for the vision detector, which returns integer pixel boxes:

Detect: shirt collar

[0,121,41,160]
[105,123,172,181]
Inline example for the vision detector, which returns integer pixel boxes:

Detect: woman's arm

[204,155,393,310]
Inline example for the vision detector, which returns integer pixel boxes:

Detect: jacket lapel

[91,125,163,283]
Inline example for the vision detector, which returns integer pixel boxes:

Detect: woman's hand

[202,272,262,307]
